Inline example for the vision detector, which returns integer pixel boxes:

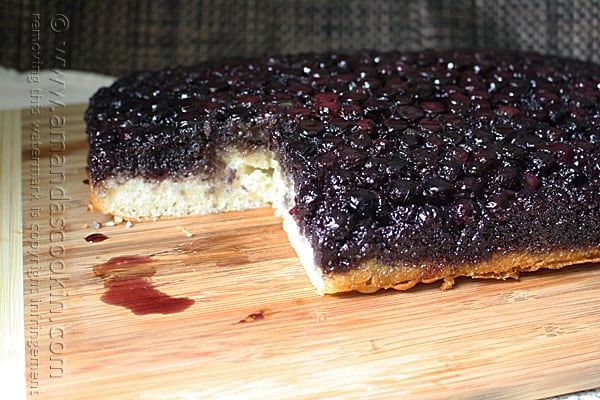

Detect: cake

[85,49,600,294]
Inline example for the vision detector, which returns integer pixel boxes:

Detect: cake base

[317,248,600,294]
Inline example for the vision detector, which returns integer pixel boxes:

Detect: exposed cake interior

[90,147,279,220]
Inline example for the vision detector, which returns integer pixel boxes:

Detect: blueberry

[317,210,355,240]
[315,152,337,170]
[336,146,367,168]
[485,193,507,216]
[315,101,341,117]
[415,205,442,226]
[299,118,324,137]
[320,134,345,151]
[389,179,417,203]
[423,177,454,197]
[471,148,499,168]
[497,105,521,118]
[449,199,475,224]
[325,170,355,192]
[494,167,521,190]
[455,176,483,198]
[419,118,443,133]
[530,150,556,174]
[373,138,391,154]
[383,118,410,132]
[390,204,418,223]
[353,118,376,132]
[340,105,363,120]
[437,160,463,182]
[395,105,424,121]
[348,132,372,149]
[296,186,321,213]
[523,173,541,190]
[411,148,438,170]
[448,92,471,108]
[329,117,352,132]
[446,146,470,163]
[312,92,339,103]
[348,189,377,216]
[420,101,446,114]
[548,142,574,164]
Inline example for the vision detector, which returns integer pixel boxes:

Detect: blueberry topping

[86,50,600,274]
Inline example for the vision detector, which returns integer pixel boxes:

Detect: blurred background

[2,0,600,77]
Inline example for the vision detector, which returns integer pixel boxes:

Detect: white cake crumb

[177,225,194,237]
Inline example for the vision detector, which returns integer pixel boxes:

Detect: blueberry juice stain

[85,233,109,243]
[93,255,194,315]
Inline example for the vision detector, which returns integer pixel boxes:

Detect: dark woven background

[2,0,600,76]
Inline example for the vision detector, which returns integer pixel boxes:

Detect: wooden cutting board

[8,104,600,399]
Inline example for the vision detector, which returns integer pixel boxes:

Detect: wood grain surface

[1,109,26,399]
[15,104,600,399]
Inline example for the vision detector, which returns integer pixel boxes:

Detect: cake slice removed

[85,50,600,294]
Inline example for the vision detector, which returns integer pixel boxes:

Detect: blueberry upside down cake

[85,50,600,294]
